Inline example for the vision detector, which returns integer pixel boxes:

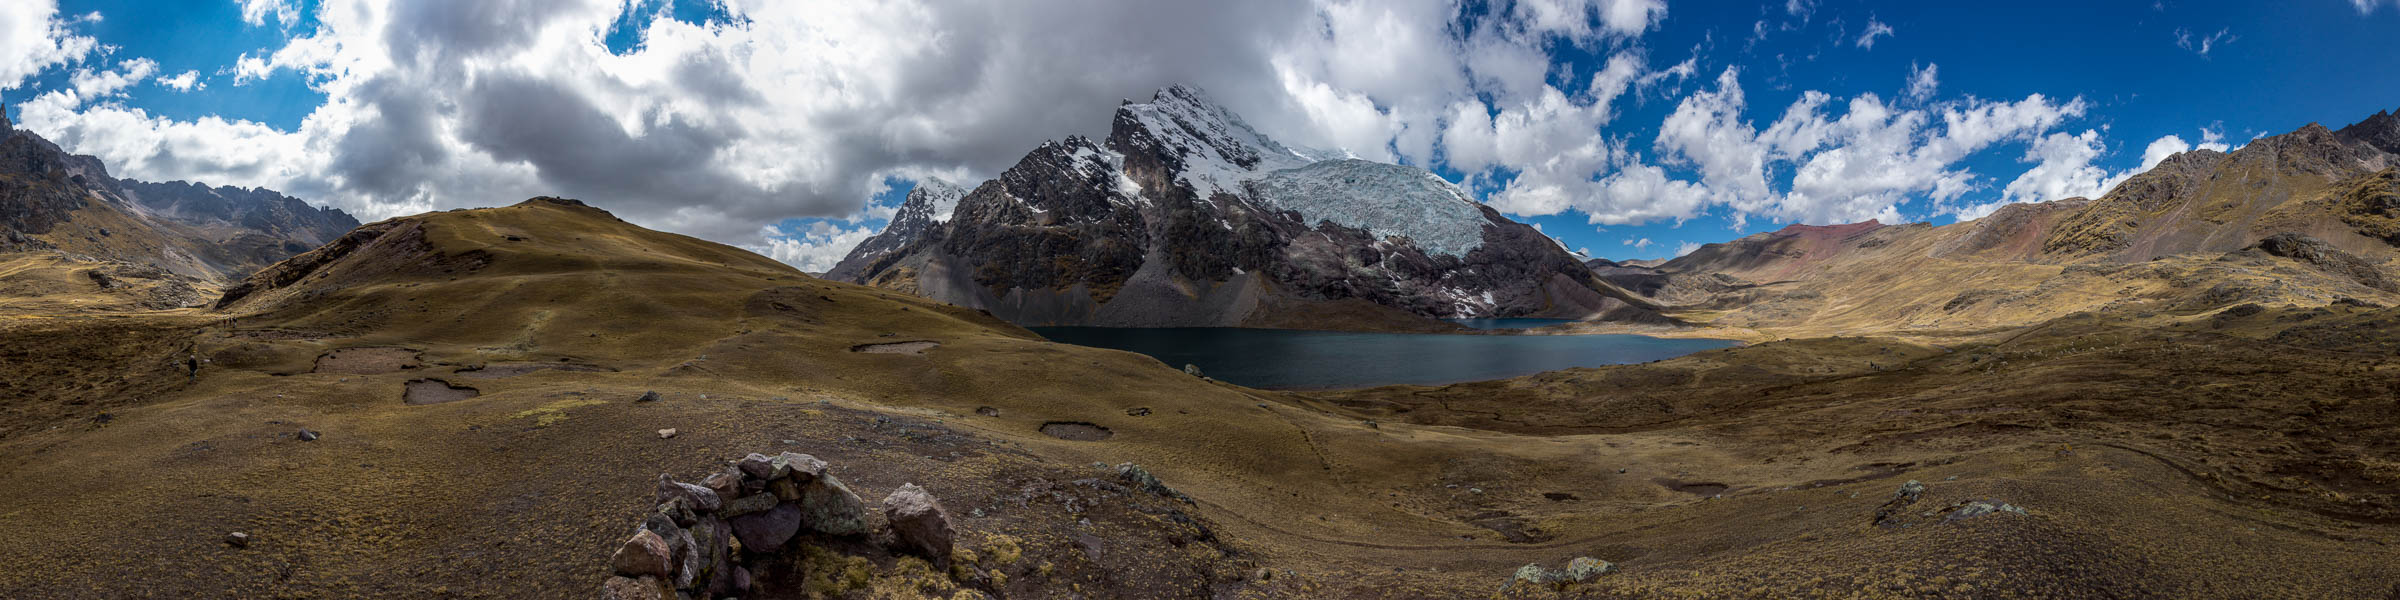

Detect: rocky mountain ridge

[0,109,357,290]
[831,86,1663,329]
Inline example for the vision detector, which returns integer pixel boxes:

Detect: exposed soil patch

[1654,478,1730,497]
[1039,421,1113,441]
[311,347,420,374]
[850,340,940,354]
[453,362,609,379]
[402,379,480,405]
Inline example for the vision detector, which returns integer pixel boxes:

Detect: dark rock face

[727,503,803,553]
[829,85,1663,328]
[2336,107,2400,156]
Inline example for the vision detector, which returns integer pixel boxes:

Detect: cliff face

[831,86,1664,329]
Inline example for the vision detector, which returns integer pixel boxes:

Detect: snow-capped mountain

[826,85,1665,329]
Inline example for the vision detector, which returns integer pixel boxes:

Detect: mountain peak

[1109,84,1330,201]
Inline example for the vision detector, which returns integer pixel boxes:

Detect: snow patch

[1245,159,1492,258]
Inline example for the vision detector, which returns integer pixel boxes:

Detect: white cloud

[2138,134,2193,172]
[68,57,158,99]
[1674,240,1702,256]
[0,1,100,90]
[236,0,301,28]
[155,69,204,92]
[754,221,880,274]
[2175,27,2234,56]
[1855,17,1894,49]
[2350,0,2400,14]
[1624,237,1654,250]
[1905,62,1937,101]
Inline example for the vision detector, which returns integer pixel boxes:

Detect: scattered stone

[1873,480,1927,526]
[1948,500,2030,521]
[728,503,803,553]
[1183,363,1204,377]
[1114,463,1191,503]
[883,483,956,560]
[297,429,320,441]
[974,406,1000,417]
[1124,407,1152,417]
[1562,557,1617,582]
[224,531,249,548]
[611,529,674,578]
[637,391,662,403]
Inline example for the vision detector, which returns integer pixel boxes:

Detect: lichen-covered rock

[882,483,956,559]
[800,473,870,536]
[729,503,804,554]
[610,529,673,578]
[1511,564,1557,587]
[721,492,777,518]
[1562,557,1616,582]
[601,575,670,600]
[656,473,722,513]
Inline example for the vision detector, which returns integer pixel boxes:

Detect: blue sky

[3,0,2397,268]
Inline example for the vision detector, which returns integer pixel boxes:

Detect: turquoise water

[1444,318,1580,330]
[1028,327,1738,390]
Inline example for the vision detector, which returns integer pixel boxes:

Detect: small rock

[657,428,677,439]
[1183,363,1204,377]
[882,483,956,560]
[297,429,320,441]
[224,532,249,548]
[1125,407,1152,417]
[610,529,673,578]
[975,406,1000,417]
[737,453,779,480]
[1562,557,1617,582]
[637,391,662,403]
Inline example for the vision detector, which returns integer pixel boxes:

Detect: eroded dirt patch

[1039,421,1113,441]
[312,347,420,374]
[849,340,940,354]
[403,379,480,405]
[454,362,609,379]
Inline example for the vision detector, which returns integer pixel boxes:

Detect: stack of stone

[601,451,957,600]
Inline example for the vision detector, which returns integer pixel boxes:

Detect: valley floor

[3,203,2397,598]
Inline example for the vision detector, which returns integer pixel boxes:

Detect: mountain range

[0,107,357,310]
[829,86,1665,330]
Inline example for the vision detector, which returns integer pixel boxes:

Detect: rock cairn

[600,451,956,599]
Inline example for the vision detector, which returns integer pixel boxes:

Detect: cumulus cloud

[759,221,881,274]
[237,0,302,28]
[2350,0,2400,13]
[1624,237,1653,250]
[69,58,158,98]
[1674,240,1703,257]
[0,1,100,90]
[7,0,2131,269]
[155,69,204,92]
[1905,62,1937,101]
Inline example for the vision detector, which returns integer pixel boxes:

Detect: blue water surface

[1029,327,1738,389]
